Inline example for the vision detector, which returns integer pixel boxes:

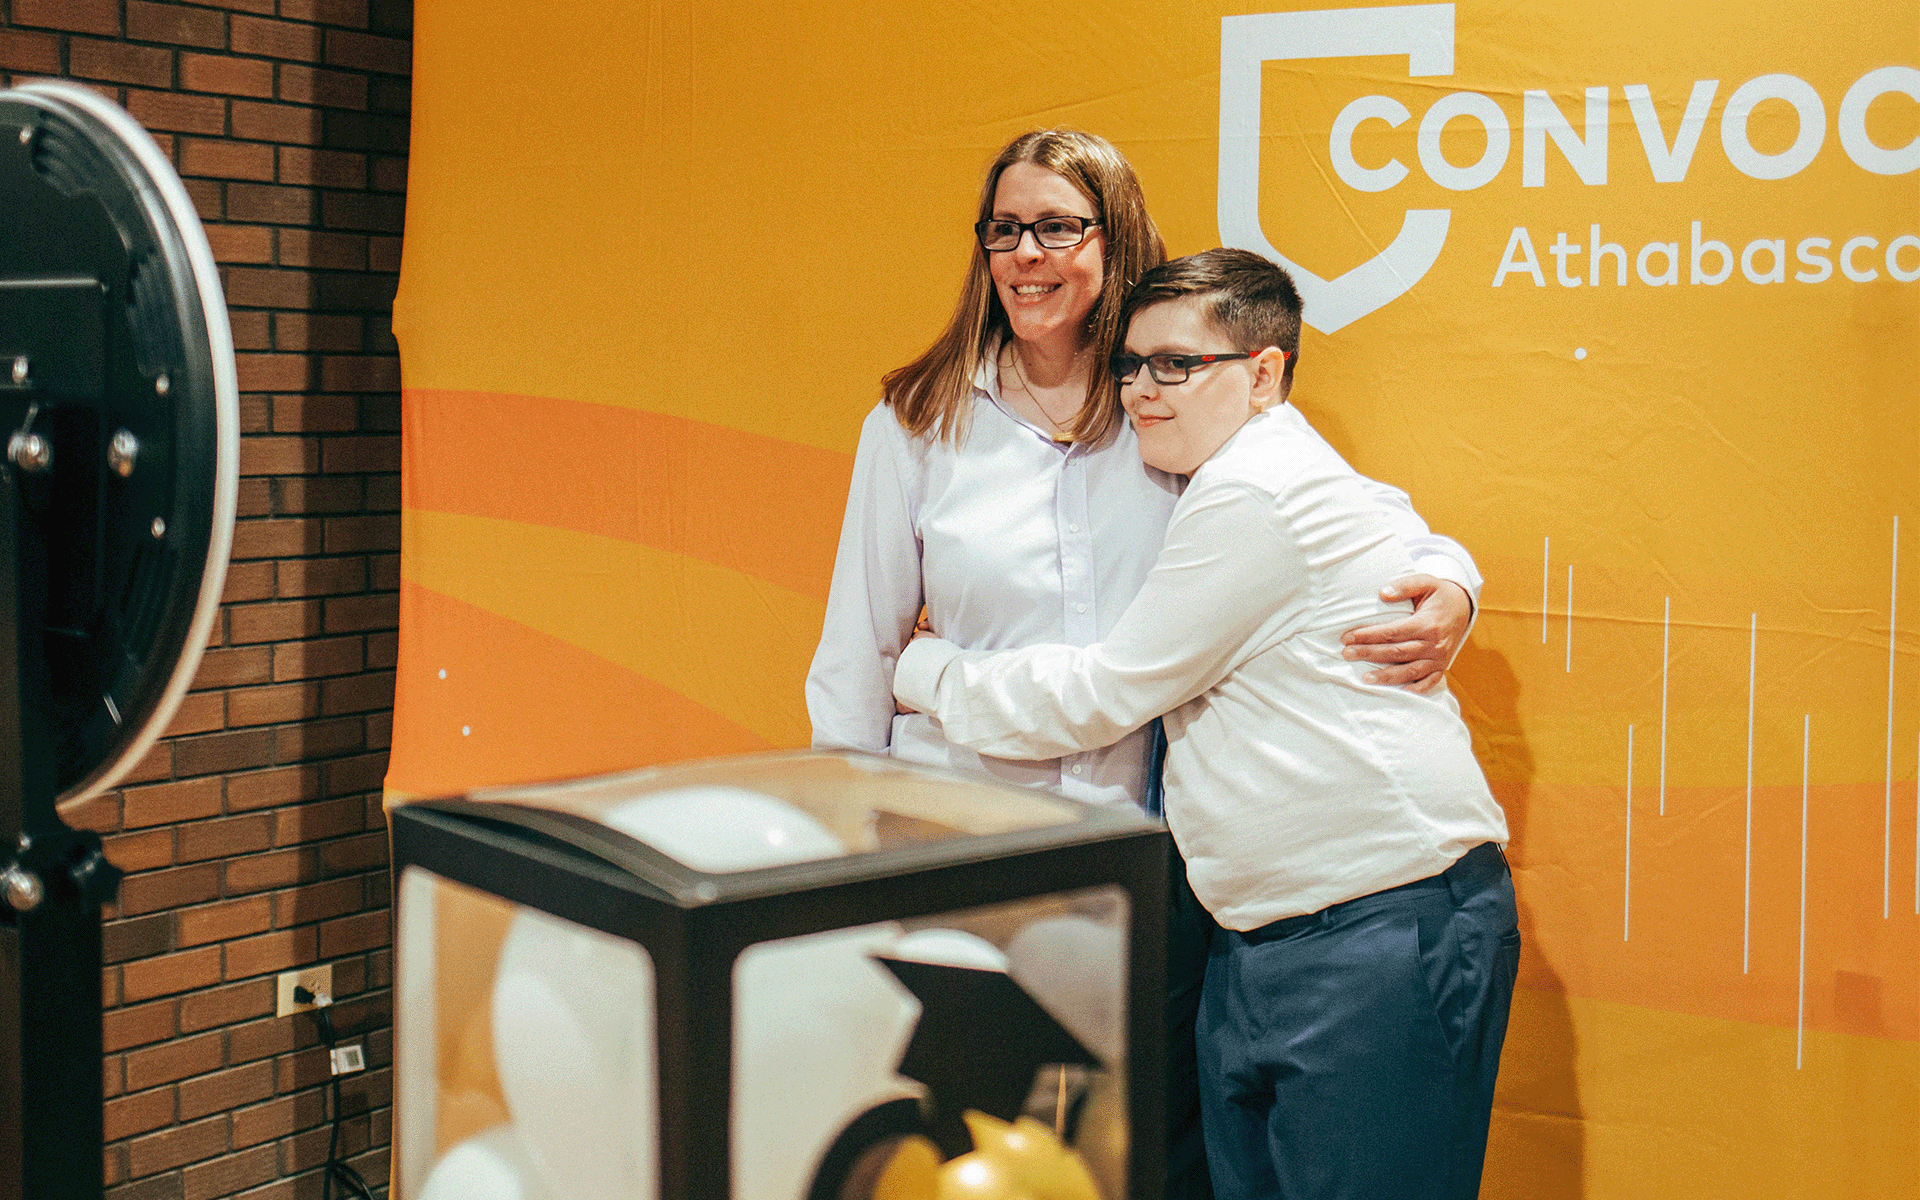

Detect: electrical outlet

[276,963,333,1018]
[329,1043,366,1076]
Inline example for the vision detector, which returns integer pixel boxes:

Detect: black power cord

[293,986,375,1200]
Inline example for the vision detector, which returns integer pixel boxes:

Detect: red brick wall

[1,2,410,1195]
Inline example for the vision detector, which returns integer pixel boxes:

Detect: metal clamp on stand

[0,860,40,914]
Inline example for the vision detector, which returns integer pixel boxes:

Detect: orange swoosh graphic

[402,388,853,602]
[1507,779,1919,1042]
[388,579,772,796]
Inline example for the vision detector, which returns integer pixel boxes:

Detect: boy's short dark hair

[1120,248,1303,374]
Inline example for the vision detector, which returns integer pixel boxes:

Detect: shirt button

[1076,603,1088,614]
[1069,523,1080,533]
[1070,764,1084,775]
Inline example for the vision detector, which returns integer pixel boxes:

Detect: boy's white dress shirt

[895,402,1508,931]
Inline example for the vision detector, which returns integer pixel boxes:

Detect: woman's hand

[1340,575,1473,694]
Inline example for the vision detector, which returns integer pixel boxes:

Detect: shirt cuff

[1407,553,1480,663]
[894,637,961,717]
[1411,551,1481,612]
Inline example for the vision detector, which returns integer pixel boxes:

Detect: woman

[805,130,1478,1199]
[806,129,1477,800]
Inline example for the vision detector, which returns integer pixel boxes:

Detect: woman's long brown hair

[882,130,1166,446]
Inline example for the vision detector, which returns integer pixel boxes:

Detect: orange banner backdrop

[393,1,1919,1194]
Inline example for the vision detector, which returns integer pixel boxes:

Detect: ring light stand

[0,81,238,1200]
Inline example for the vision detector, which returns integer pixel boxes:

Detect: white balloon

[418,1125,552,1200]
[492,909,657,1200]
[1006,915,1126,1068]
[734,924,918,1200]
[888,928,1009,972]
[602,786,843,872]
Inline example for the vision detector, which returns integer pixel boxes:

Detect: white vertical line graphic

[1797,713,1809,1070]
[1745,613,1756,973]
[1542,536,1551,644]
[1886,515,1898,919]
[1661,596,1671,816]
[1565,565,1574,673]
[1624,724,1634,942]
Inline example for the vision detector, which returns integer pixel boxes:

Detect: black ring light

[0,80,238,1200]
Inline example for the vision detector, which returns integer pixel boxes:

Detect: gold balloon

[929,1112,1103,1200]
[935,1147,1023,1200]
[869,1135,944,1200]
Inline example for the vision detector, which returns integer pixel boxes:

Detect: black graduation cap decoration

[875,955,1102,1159]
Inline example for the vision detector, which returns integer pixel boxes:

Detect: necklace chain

[1003,347,1078,443]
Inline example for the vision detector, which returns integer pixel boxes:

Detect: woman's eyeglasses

[975,216,1102,252]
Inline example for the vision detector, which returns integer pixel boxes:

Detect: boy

[893,248,1517,1200]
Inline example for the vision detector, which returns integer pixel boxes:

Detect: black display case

[390,750,1171,1200]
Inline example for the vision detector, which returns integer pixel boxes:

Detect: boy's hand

[894,614,938,713]
[1340,575,1472,694]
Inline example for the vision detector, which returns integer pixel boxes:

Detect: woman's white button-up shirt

[807,363,1479,809]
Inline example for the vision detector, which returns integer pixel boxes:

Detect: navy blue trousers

[1164,846,1218,1200]
[1149,720,1219,1200]
[1195,843,1519,1200]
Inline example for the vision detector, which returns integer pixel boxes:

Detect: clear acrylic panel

[396,867,660,1200]
[467,751,1090,873]
[761,886,1130,1200]
[396,865,1130,1200]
